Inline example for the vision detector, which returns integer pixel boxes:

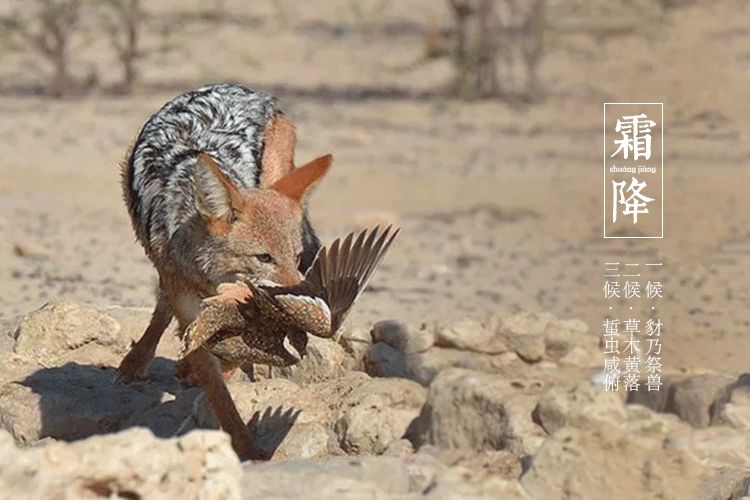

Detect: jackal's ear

[259,115,297,188]
[270,154,332,204]
[194,153,244,222]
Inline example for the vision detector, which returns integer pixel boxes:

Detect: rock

[434,317,508,354]
[366,312,594,387]
[625,375,676,412]
[371,320,434,354]
[431,312,593,365]
[665,426,750,469]
[12,302,129,366]
[334,377,425,454]
[0,303,192,445]
[533,382,626,435]
[13,240,52,260]
[123,387,203,438]
[628,373,742,429]
[521,422,705,498]
[193,373,425,460]
[0,428,241,498]
[666,374,735,428]
[365,341,409,379]
[0,360,180,444]
[409,368,545,456]
[425,466,530,499]
[497,318,545,363]
[0,317,18,360]
[383,438,414,457]
[410,348,523,386]
[710,373,750,430]
[521,395,747,498]
[699,469,750,500]
[498,312,590,363]
[624,402,690,437]
[99,305,176,351]
[273,336,355,384]
[336,324,372,368]
[366,340,523,387]
[192,377,332,460]
[241,455,431,499]
[417,446,522,479]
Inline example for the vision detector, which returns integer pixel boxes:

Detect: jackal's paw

[116,345,154,383]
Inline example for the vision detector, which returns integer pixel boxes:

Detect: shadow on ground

[19,358,299,459]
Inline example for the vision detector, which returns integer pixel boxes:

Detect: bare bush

[423,14,451,60]
[97,0,144,94]
[447,0,547,100]
[0,0,85,97]
[349,0,392,39]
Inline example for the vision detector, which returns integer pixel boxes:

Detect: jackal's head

[192,152,331,290]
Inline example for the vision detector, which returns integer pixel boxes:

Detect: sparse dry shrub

[97,0,143,94]
[349,0,392,39]
[0,0,86,97]
[447,0,547,100]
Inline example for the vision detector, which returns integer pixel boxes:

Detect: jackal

[118,83,331,459]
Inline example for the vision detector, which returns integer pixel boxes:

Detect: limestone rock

[273,336,355,384]
[710,373,750,430]
[13,302,128,366]
[193,372,425,460]
[0,428,241,499]
[533,382,626,435]
[629,373,737,428]
[521,422,705,499]
[13,240,52,260]
[365,341,409,379]
[665,426,750,469]
[0,359,180,444]
[425,466,530,499]
[334,377,425,454]
[433,317,508,354]
[336,324,372,369]
[383,438,414,457]
[241,455,435,499]
[409,368,545,456]
[371,320,434,354]
[497,312,591,363]
[667,373,736,428]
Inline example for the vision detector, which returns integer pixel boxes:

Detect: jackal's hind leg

[186,346,269,461]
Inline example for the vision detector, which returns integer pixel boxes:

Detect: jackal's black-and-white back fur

[122,83,320,275]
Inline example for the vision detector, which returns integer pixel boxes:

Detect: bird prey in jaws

[180,225,399,371]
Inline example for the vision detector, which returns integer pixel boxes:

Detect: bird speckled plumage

[180,225,399,369]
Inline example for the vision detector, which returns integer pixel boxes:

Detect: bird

[180,225,399,371]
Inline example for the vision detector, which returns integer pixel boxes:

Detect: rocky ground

[1,302,749,499]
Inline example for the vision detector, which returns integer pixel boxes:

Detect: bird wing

[265,225,399,337]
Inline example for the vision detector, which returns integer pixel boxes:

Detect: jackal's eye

[255,253,274,264]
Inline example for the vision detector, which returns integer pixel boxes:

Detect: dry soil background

[1,0,749,373]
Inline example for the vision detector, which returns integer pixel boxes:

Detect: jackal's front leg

[117,291,173,383]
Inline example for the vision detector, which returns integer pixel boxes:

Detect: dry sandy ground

[1,0,750,376]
